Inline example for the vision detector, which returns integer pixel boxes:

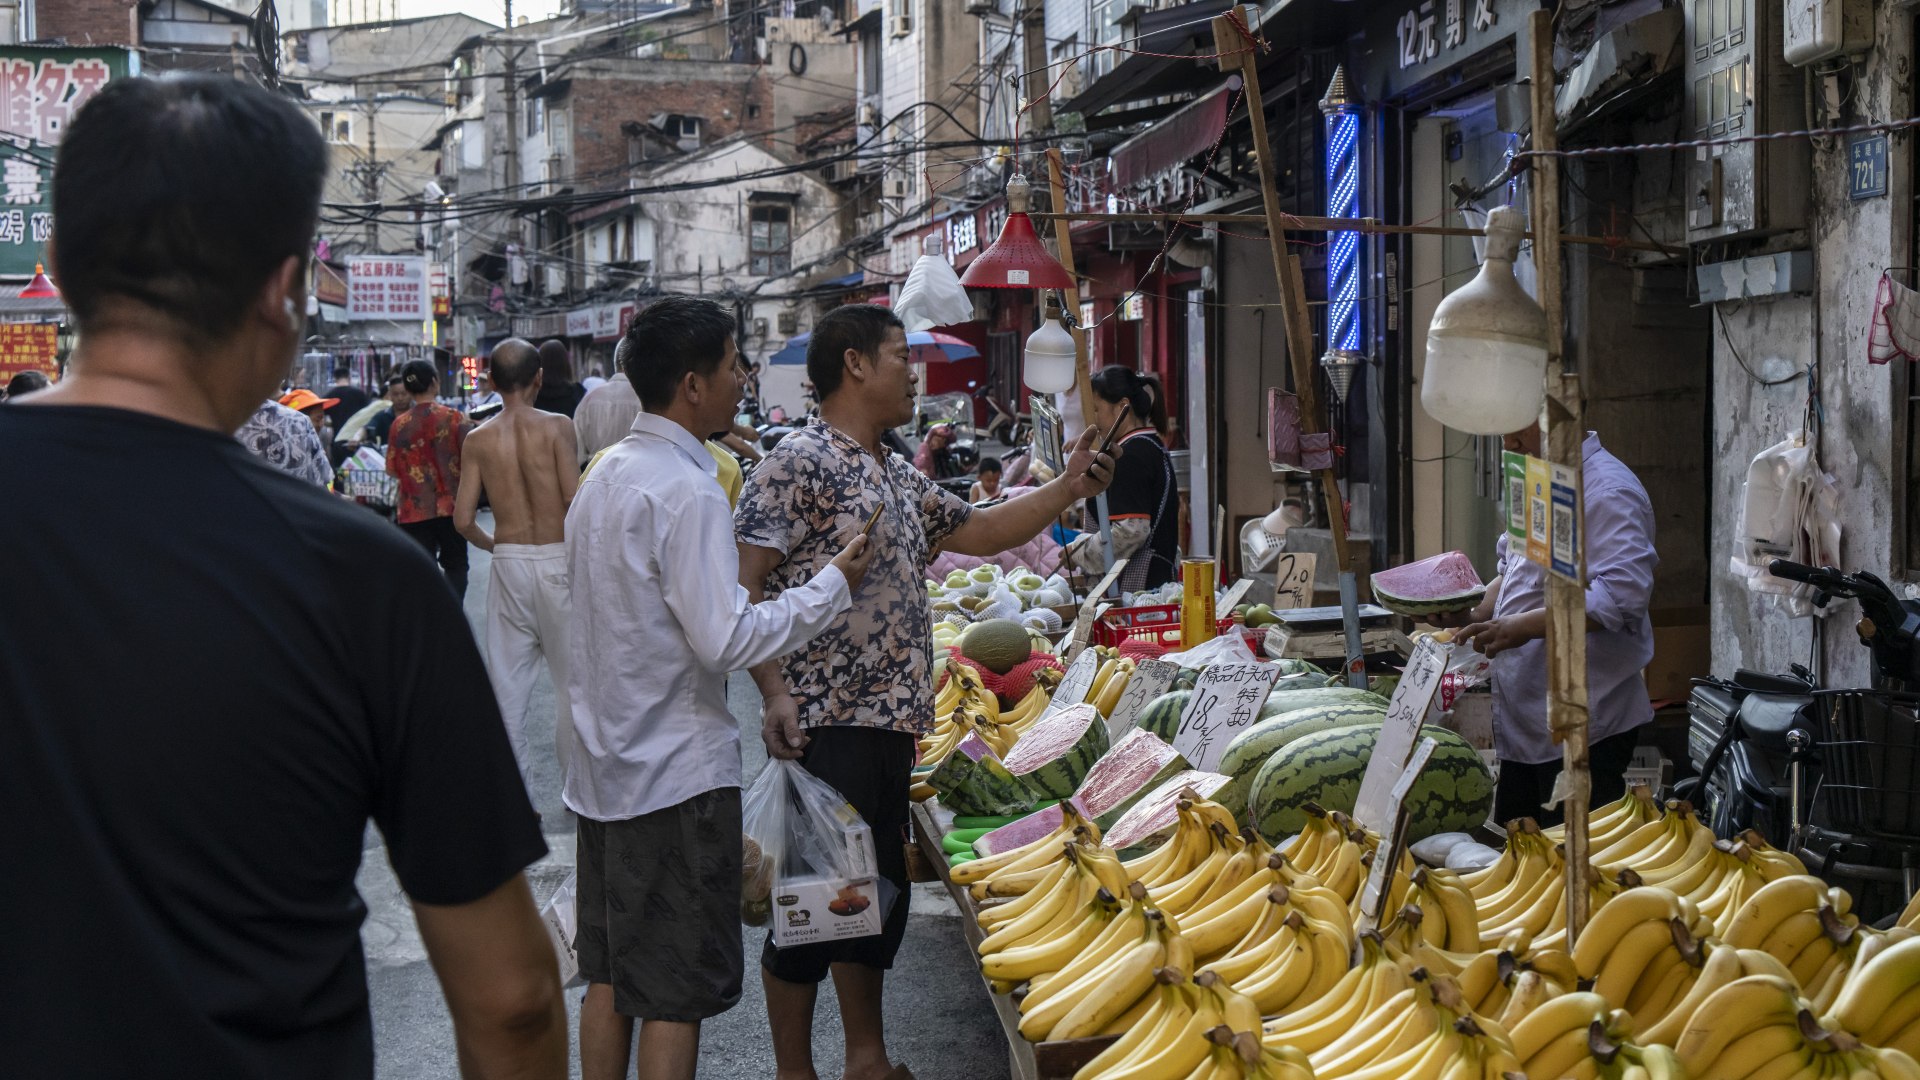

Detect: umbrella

[767,330,981,365]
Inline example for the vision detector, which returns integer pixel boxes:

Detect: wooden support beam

[1529,8,1593,947]
[1211,8,1353,579]
[1044,149,1096,430]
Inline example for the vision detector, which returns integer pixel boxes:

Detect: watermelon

[1174,667,1203,691]
[1001,703,1109,800]
[1248,723,1494,843]
[1214,703,1388,820]
[1370,551,1485,617]
[1137,689,1193,743]
[1258,685,1389,721]
[1272,658,1325,678]
[1074,727,1191,829]
[928,734,1036,817]
[1103,770,1232,855]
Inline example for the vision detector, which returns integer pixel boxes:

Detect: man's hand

[761,693,808,760]
[830,533,874,593]
[1455,609,1546,657]
[1059,425,1116,501]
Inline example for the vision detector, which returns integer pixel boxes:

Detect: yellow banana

[1670,974,1805,1077]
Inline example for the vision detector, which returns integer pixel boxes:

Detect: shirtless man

[455,337,581,797]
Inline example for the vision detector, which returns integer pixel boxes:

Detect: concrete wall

[1709,5,1913,684]
[1217,234,1290,543]
[765,15,857,149]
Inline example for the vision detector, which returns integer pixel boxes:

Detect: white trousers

[484,543,574,799]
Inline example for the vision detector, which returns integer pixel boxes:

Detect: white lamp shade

[1419,205,1550,435]
[1023,317,1076,394]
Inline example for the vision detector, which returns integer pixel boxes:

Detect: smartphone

[1096,403,1131,458]
[861,502,885,538]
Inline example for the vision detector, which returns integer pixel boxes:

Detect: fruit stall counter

[911,799,1119,1080]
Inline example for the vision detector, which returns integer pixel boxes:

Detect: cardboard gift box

[770,875,884,948]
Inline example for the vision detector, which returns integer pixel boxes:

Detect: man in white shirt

[572,361,641,464]
[565,295,872,1080]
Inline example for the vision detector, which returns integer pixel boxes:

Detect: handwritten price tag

[1356,737,1439,931]
[1270,551,1317,611]
[1065,563,1129,663]
[1352,635,1449,834]
[1105,658,1180,738]
[1049,648,1103,714]
[1171,661,1283,772]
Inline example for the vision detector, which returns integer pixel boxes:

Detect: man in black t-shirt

[0,76,565,1079]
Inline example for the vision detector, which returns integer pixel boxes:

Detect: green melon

[1001,703,1109,800]
[960,618,1034,674]
[1272,658,1326,678]
[1257,685,1390,721]
[1248,723,1493,843]
[1213,703,1388,820]
[1136,689,1193,743]
[1173,668,1203,691]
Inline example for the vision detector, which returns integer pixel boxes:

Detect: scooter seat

[1738,693,1816,751]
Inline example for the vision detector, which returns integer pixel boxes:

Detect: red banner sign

[0,322,56,379]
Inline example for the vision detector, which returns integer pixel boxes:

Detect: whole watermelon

[1258,685,1389,722]
[1137,689,1192,743]
[1213,702,1387,820]
[1248,723,1492,842]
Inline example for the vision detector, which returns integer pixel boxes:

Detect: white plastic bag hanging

[1730,431,1841,617]
[539,872,585,988]
[894,250,974,333]
[741,760,889,945]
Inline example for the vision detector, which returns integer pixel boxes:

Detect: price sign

[1352,635,1449,833]
[1355,736,1439,932]
[1049,648,1103,713]
[1064,562,1129,663]
[1105,658,1180,738]
[1271,552,1318,611]
[1219,577,1257,614]
[1171,661,1283,772]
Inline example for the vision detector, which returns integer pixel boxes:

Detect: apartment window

[749,205,791,276]
[0,2,19,46]
[526,97,544,136]
[318,111,352,144]
[889,0,911,36]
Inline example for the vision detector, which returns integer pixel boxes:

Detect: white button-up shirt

[564,410,851,821]
[572,372,641,464]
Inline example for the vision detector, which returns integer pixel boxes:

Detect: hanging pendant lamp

[20,263,58,300]
[959,173,1076,291]
[1420,206,1549,434]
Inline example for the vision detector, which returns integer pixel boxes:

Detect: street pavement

[362,514,1012,1078]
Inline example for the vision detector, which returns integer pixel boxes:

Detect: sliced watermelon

[973,801,1076,857]
[1102,769,1231,855]
[929,734,1036,817]
[1001,702,1110,800]
[1370,551,1485,617]
[1074,727,1190,829]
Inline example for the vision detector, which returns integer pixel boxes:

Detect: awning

[1109,78,1238,189]
[821,271,865,289]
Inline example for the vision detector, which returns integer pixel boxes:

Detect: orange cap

[278,389,340,413]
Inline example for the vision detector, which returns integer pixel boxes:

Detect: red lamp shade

[20,263,57,299]
[959,174,1076,291]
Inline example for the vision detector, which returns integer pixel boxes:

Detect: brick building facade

[36,0,135,46]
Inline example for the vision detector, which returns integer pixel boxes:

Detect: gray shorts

[575,788,743,1022]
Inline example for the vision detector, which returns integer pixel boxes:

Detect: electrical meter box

[1783,0,1872,65]
[1683,0,1810,241]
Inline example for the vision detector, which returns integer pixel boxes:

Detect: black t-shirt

[533,381,584,418]
[1092,430,1180,589]
[324,383,372,423]
[0,406,546,1079]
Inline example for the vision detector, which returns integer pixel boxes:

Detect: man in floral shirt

[736,304,1113,1080]
[235,397,332,486]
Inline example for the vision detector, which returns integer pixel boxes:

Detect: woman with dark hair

[1078,365,1178,590]
[387,359,475,596]
[533,339,585,417]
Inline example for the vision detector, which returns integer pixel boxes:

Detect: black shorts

[576,788,743,1022]
[761,725,916,984]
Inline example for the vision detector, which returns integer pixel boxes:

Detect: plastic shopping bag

[894,253,975,332]
[1730,432,1841,617]
[741,759,889,946]
[539,872,585,988]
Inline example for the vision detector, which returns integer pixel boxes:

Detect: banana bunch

[1898,889,1920,933]
[1149,824,1274,918]
[1736,828,1812,882]
[1278,804,1373,907]
[1592,800,1714,878]
[1720,875,1863,994]
[1636,936,1797,1046]
[1123,797,1244,894]
[979,844,1132,985]
[1003,669,1063,736]
[1401,866,1482,953]
[1378,916,1576,1028]
[1827,935,1920,1061]
[1076,970,1314,1080]
[950,802,1101,894]
[1302,969,1524,1079]
[1572,887,1715,1037]
[1194,889,1352,1016]
[1084,649,1137,719]
[1673,974,1920,1079]
[1179,852,1349,957]
[1507,992,1684,1080]
[921,664,1006,766]
[1545,784,1663,845]
[1018,884,1185,1042]
[1466,819,1574,948]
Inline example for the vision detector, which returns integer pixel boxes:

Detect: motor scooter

[1675,560,1920,918]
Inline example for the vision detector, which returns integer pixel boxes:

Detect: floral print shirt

[385,402,470,523]
[735,419,973,735]
[234,399,332,486]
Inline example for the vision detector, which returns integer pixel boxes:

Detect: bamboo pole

[1528,8,1593,946]
[1030,212,1672,254]
[1043,149,1096,431]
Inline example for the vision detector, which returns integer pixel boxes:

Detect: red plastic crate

[1090,604,1257,653]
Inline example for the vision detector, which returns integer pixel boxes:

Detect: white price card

[1219,577,1258,615]
[1356,736,1439,931]
[1270,551,1318,611]
[1352,635,1450,834]
[1105,658,1180,738]
[1171,661,1283,772]
[1064,562,1129,662]
[1049,648,1103,714]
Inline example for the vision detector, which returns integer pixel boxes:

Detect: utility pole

[503,0,521,265]
[364,95,379,253]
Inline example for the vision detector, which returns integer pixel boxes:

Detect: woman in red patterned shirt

[386,359,474,597]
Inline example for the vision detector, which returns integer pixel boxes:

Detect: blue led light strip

[1324,109,1361,353]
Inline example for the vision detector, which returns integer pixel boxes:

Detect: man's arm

[453,432,493,551]
[548,418,580,507]
[943,427,1113,556]
[740,541,805,760]
[413,874,567,1080]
